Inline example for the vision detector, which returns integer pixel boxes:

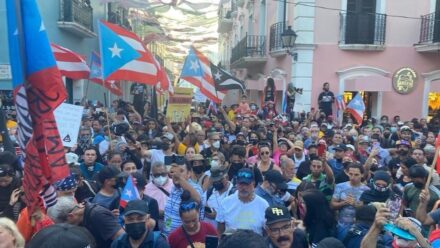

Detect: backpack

[343,224,388,248]
[206,185,236,202]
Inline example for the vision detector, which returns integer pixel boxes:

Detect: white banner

[54,103,84,147]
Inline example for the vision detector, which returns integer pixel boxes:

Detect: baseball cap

[65,152,80,166]
[277,139,290,148]
[346,144,356,151]
[162,132,174,141]
[124,199,149,216]
[210,166,228,181]
[236,168,254,184]
[265,170,288,190]
[192,154,205,161]
[293,140,304,150]
[383,217,421,241]
[333,144,347,151]
[27,223,96,248]
[400,125,412,132]
[396,140,411,148]
[265,206,291,225]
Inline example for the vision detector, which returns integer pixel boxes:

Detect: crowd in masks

[3,81,440,248]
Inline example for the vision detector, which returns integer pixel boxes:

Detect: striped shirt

[163,181,205,236]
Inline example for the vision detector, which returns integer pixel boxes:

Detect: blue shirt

[80,162,104,180]
[92,191,120,210]
[163,181,205,236]
[328,159,344,177]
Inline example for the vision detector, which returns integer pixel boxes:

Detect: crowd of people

[2,81,440,248]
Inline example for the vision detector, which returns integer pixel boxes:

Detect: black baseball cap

[265,206,291,225]
[27,223,96,248]
[265,170,288,190]
[333,144,347,151]
[210,166,228,181]
[97,166,120,184]
[124,200,149,216]
[236,168,254,184]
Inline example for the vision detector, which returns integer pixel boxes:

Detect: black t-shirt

[83,202,122,248]
[75,180,99,203]
[318,91,334,115]
[335,172,349,184]
[296,160,311,180]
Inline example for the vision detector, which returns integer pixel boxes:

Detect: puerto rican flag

[153,56,173,95]
[98,20,158,85]
[51,43,90,79]
[120,175,140,208]
[180,46,224,103]
[89,51,123,96]
[335,95,346,111]
[346,93,365,124]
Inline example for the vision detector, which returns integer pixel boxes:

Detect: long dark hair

[302,189,336,229]
[265,78,275,90]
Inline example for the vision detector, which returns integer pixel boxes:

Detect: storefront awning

[245,78,286,91]
[345,75,392,92]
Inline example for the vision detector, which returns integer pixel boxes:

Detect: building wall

[310,0,440,120]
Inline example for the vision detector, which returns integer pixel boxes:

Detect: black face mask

[236,140,246,146]
[309,154,319,160]
[342,162,351,169]
[213,181,225,191]
[192,166,205,175]
[125,222,146,240]
[161,142,170,150]
[229,162,244,176]
[250,139,258,145]
[413,182,425,189]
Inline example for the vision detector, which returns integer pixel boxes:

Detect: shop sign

[392,67,417,94]
[0,65,11,80]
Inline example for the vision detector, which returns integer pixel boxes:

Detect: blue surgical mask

[390,127,397,133]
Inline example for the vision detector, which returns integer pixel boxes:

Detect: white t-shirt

[206,182,234,227]
[149,149,165,165]
[216,192,269,235]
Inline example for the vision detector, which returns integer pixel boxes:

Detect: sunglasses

[260,151,270,155]
[237,171,253,179]
[180,201,198,211]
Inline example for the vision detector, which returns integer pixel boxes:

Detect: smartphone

[204,206,213,214]
[317,143,326,157]
[205,235,219,248]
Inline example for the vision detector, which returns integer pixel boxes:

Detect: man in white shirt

[206,165,234,227]
[216,168,269,235]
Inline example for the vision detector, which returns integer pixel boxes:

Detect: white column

[290,0,315,112]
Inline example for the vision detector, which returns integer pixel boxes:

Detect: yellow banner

[166,87,193,123]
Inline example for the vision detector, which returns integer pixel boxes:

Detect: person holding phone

[168,194,217,248]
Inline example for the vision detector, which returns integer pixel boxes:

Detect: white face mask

[153,176,168,186]
[211,160,219,169]
[213,140,221,149]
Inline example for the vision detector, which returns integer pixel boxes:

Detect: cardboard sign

[54,103,84,147]
[166,87,193,123]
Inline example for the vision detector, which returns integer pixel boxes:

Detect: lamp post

[280,0,297,56]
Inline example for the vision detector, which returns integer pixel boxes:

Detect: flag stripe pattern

[120,175,140,208]
[181,47,224,103]
[51,43,90,79]
[346,93,365,124]
[335,95,346,111]
[89,52,123,96]
[100,21,158,84]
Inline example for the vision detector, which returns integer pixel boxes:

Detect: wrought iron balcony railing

[269,21,285,52]
[419,12,440,43]
[59,0,93,32]
[339,12,386,45]
[231,34,266,65]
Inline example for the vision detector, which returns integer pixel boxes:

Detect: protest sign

[54,103,84,147]
[166,87,193,123]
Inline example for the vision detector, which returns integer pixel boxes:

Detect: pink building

[218,0,440,121]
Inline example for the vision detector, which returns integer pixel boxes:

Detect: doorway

[342,91,376,122]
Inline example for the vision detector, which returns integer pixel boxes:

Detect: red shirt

[168,222,218,248]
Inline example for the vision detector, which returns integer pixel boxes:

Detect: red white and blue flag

[120,175,140,208]
[154,56,173,95]
[335,95,346,111]
[51,43,90,79]
[6,0,69,215]
[346,93,365,124]
[180,46,224,103]
[98,20,158,85]
[89,52,123,96]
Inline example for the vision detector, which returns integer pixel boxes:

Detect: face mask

[250,139,258,145]
[213,181,225,191]
[373,184,389,192]
[413,181,425,189]
[399,149,409,156]
[213,141,221,149]
[390,127,397,133]
[229,162,244,176]
[125,222,146,240]
[236,140,245,146]
[210,160,219,168]
[192,166,205,175]
[161,142,170,150]
[153,176,167,186]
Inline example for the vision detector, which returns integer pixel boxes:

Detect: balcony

[269,22,288,57]
[339,12,386,51]
[230,34,267,68]
[415,13,440,52]
[218,5,233,33]
[57,0,95,38]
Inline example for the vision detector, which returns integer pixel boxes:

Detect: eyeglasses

[260,151,270,155]
[267,223,292,235]
[180,201,198,211]
[153,173,168,178]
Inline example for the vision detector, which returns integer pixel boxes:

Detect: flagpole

[82,79,90,105]
[103,92,113,148]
